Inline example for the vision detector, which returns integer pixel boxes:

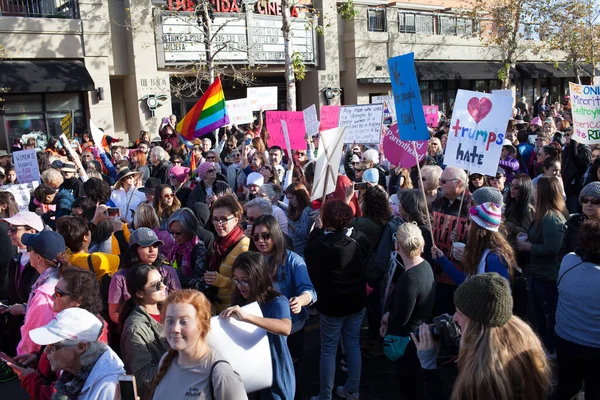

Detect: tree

[282,0,296,111]
[539,0,600,83]
[467,0,545,89]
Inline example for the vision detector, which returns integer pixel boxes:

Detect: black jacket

[562,140,591,195]
[305,227,369,317]
[560,213,586,259]
[149,160,173,184]
[0,222,17,299]
[60,176,85,199]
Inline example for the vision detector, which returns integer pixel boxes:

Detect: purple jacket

[499,155,519,183]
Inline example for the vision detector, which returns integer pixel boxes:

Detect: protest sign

[387,53,429,141]
[338,104,383,144]
[423,105,439,128]
[247,86,278,111]
[226,98,254,125]
[265,111,305,149]
[444,90,513,176]
[492,88,516,107]
[89,120,104,147]
[311,126,346,201]
[281,120,293,157]
[382,124,427,168]
[303,105,320,136]
[372,95,396,122]
[206,302,272,393]
[61,111,73,139]
[569,82,600,144]
[2,182,38,212]
[320,105,341,131]
[432,211,469,285]
[12,149,40,184]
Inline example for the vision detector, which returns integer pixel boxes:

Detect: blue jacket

[272,250,317,332]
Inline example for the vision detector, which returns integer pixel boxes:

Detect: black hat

[138,177,161,194]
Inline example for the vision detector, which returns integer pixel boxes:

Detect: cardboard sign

[12,149,40,184]
[247,86,278,111]
[338,104,384,144]
[265,111,305,149]
[387,53,429,141]
[492,88,516,107]
[432,211,468,286]
[303,105,320,136]
[569,83,600,144]
[382,124,427,168]
[281,120,292,157]
[372,95,396,124]
[444,90,513,176]
[206,302,272,393]
[423,105,439,128]
[311,126,346,201]
[320,105,341,131]
[226,98,254,125]
[2,182,39,212]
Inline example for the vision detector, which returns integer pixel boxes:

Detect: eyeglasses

[46,342,73,353]
[510,184,521,190]
[169,230,184,236]
[252,232,271,242]
[54,287,72,299]
[231,153,241,158]
[295,152,306,156]
[212,215,235,225]
[146,276,167,292]
[581,197,600,205]
[231,277,249,288]
[440,178,460,185]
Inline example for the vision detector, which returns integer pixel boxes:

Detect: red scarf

[210,225,245,271]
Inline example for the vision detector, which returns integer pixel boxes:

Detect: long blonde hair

[452,316,552,400]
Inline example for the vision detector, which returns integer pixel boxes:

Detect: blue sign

[387,52,429,141]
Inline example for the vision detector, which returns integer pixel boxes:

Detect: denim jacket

[272,250,317,333]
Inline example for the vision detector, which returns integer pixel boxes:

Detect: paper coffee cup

[516,233,528,242]
[452,242,466,261]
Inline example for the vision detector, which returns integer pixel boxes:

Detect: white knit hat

[246,172,264,187]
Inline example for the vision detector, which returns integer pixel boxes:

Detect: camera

[414,313,461,341]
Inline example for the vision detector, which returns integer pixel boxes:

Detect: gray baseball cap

[129,227,164,248]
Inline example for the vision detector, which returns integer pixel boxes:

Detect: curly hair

[578,219,600,259]
[83,178,111,204]
[321,199,353,231]
[60,267,102,315]
[361,185,391,226]
[151,290,212,397]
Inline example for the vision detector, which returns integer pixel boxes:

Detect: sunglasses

[581,197,600,205]
[162,193,175,199]
[295,152,306,156]
[252,232,271,242]
[146,276,167,292]
[206,156,216,160]
[193,147,201,151]
[488,175,503,181]
[46,342,73,353]
[231,277,249,288]
[231,153,241,158]
[354,168,364,172]
[54,287,72,299]
[212,216,235,225]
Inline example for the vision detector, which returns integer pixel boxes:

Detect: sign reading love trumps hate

[387,52,429,141]
[444,90,513,176]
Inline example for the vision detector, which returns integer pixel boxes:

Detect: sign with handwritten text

[444,90,513,176]
[569,82,600,144]
[382,124,427,168]
[387,53,429,141]
[423,105,439,128]
[303,105,320,136]
[265,111,305,149]
[248,86,278,111]
[338,104,383,144]
[12,149,40,184]
[320,105,341,131]
[372,95,396,124]
[225,98,254,125]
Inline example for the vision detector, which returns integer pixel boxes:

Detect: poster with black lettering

[444,90,513,176]
[13,149,40,184]
[432,212,468,285]
[569,82,600,144]
[338,104,383,144]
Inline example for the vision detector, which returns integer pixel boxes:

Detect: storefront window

[419,81,430,106]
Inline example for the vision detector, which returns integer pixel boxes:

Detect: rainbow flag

[177,77,230,140]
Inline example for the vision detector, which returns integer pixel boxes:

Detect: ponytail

[151,348,177,397]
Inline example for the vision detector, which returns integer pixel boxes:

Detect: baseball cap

[21,231,66,260]
[363,168,379,185]
[1,211,44,232]
[29,308,102,345]
[130,227,164,248]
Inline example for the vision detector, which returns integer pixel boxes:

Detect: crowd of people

[0,98,597,400]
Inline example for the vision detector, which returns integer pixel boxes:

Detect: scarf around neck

[210,225,244,271]
[51,348,104,400]
[168,237,199,277]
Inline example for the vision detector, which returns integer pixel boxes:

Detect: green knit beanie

[454,272,513,327]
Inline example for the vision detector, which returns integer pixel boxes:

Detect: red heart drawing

[467,97,493,123]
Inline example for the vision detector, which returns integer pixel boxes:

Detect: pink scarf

[168,237,199,277]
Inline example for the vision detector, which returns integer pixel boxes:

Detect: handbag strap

[557,260,586,287]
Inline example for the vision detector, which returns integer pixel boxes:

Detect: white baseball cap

[1,211,44,232]
[29,308,102,345]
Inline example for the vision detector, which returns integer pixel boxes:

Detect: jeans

[317,309,365,400]
[529,276,558,353]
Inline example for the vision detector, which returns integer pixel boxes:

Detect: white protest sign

[2,182,38,212]
[280,120,293,158]
[371,95,396,121]
[89,120,104,147]
[247,86,278,111]
[226,98,254,125]
[569,82,600,144]
[444,90,513,176]
[303,105,320,136]
[206,302,272,393]
[492,88,516,107]
[12,149,40,184]
[338,104,384,144]
[311,126,346,201]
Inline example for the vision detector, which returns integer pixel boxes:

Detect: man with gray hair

[244,197,293,248]
[431,166,472,315]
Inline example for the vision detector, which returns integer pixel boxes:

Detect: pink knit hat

[195,162,215,180]
[169,165,190,182]
[530,117,543,127]
[469,202,502,232]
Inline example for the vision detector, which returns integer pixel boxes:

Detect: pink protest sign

[382,123,427,168]
[423,105,439,128]
[319,105,341,131]
[266,111,305,149]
